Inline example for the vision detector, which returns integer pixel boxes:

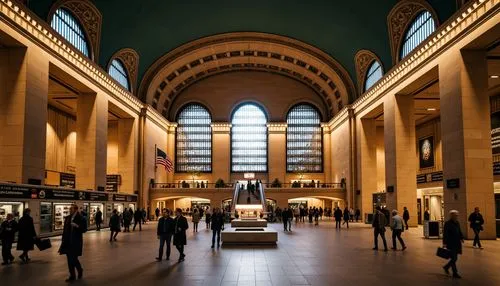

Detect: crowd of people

[0,202,488,281]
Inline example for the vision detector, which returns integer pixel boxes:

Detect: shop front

[0,183,137,237]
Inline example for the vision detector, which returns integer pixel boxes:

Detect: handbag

[35,238,52,251]
[436,247,451,259]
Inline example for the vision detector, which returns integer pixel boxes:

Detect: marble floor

[0,219,499,286]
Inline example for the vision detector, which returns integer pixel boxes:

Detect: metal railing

[151,182,235,189]
[264,182,344,189]
[151,182,344,189]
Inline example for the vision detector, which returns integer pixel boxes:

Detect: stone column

[267,123,287,183]
[211,123,231,184]
[322,124,332,183]
[0,48,48,184]
[358,118,377,219]
[76,93,108,190]
[166,124,176,183]
[118,118,137,194]
[439,49,495,239]
[384,94,417,226]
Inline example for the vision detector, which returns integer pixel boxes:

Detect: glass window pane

[400,11,436,60]
[286,104,323,173]
[176,104,212,172]
[51,8,90,57]
[364,61,383,92]
[231,104,268,172]
[109,59,130,91]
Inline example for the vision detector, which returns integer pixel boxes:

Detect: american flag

[156,148,173,172]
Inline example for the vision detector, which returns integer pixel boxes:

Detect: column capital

[267,122,287,133]
[211,122,231,133]
[167,123,177,134]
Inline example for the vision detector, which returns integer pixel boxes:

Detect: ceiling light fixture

[490,75,499,79]
[427,108,437,111]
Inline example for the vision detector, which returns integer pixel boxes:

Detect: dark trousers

[96,222,101,231]
[404,219,409,230]
[287,219,292,230]
[66,254,82,278]
[335,220,341,229]
[109,231,118,241]
[133,220,142,231]
[1,239,13,263]
[283,219,288,231]
[343,219,349,228]
[212,229,221,246]
[392,229,406,249]
[444,250,459,274]
[308,215,313,223]
[158,234,172,259]
[175,244,185,257]
[193,222,198,232]
[374,229,388,250]
[472,228,482,247]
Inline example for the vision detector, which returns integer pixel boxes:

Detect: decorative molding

[48,0,102,61]
[108,48,140,94]
[354,50,383,94]
[267,122,287,133]
[387,0,439,65]
[138,32,357,120]
[211,122,232,133]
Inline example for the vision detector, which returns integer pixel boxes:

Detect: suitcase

[35,238,52,251]
[436,247,451,259]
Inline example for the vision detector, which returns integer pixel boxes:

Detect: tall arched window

[109,59,130,91]
[51,8,90,57]
[231,103,268,172]
[364,61,383,92]
[400,11,436,60]
[286,104,322,173]
[176,104,212,172]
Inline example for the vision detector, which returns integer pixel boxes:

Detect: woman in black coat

[17,208,37,262]
[59,204,85,281]
[109,209,121,242]
[173,208,189,262]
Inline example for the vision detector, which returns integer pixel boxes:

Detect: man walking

[334,207,342,229]
[282,207,289,231]
[443,210,464,279]
[372,206,388,251]
[468,207,484,249]
[59,204,85,281]
[173,208,189,262]
[133,208,142,231]
[211,208,224,248]
[156,209,174,261]
[95,207,103,231]
[1,213,18,265]
[403,206,410,230]
[390,210,406,251]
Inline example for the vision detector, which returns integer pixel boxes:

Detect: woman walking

[192,208,200,232]
[17,208,37,263]
[109,209,121,242]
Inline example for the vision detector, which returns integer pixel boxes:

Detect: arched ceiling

[29,0,458,100]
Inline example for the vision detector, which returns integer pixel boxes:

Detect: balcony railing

[151,182,344,190]
[152,182,235,189]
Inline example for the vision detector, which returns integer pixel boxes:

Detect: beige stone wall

[107,121,119,174]
[143,119,168,204]
[376,126,385,192]
[330,123,351,201]
[168,71,328,122]
[45,108,76,174]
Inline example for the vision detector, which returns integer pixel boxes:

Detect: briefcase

[35,238,52,251]
[436,247,451,259]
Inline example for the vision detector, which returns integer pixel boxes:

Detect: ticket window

[89,203,104,226]
[0,202,24,223]
[53,203,72,231]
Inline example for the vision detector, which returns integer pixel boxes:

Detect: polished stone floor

[0,219,499,286]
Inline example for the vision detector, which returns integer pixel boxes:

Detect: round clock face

[421,139,432,161]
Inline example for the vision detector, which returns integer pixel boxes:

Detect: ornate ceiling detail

[108,48,140,93]
[139,32,356,120]
[387,0,439,64]
[48,0,102,61]
[354,50,382,94]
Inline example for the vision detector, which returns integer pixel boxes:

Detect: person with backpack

[372,206,388,251]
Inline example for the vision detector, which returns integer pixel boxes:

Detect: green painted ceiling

[29,0,458,93]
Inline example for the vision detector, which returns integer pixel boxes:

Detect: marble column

[166,125,176,183]
[322,124,332,183]
[118,118,137,194]
[0,48,48,184]
[211,123,231,184]
[267,123,287,183]
[439,49,495,239]
[76,93,108,190]
[384,94,418,226]
[358,118,377,219]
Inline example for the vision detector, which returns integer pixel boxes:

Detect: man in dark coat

[156,208,175,261]
[94,208,103,231]
[17,208,37,263]
[443,210,464,279]
[211,207,224,248]
[173,208,189,262]
[59,204,85,281]
[334,207,342,229]
[133,209,142,231]
[0,213,18,265]
[109,209,121,242]
[468,207,484,249]
[342,207,350,228]
[372,206,388,251]
[282,207,289,231]
[403,206,410,230]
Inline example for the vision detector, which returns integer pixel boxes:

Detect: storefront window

[40,202,53,233]
[0,202,24,223]
[113,203,124,214]
[89,203,104,226]
[54,203,72,230]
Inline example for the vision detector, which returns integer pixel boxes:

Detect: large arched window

[364,61,383,92]
[400,11,436,60]
[176,104,212,172]
[286,104,322,173]
[50,8,90,57]
[109,59,130,91]
[231,103,268,172]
